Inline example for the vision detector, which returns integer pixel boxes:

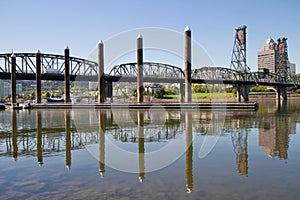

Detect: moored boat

[43,97,65,103]
[23,103,33,109]
[0,104,6,110]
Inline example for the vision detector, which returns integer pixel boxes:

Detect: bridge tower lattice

[276,37,289,78]
[230,25,250,73]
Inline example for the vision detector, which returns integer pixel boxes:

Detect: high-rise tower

[257,37,289,76]
[257,38,277,73]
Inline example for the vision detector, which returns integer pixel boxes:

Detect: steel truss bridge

[0,52,299,88]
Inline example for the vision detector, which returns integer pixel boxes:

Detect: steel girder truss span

[192,66,300,86]
[0,53,98,77]
[192,67,238,81]
[192,67,255,82]
[1,52,300,87]
[108,62,185,79]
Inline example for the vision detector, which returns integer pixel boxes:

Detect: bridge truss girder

[0,53,98,78]
[1,52,300,88]
[191,66,300,87]
[108,62,185,80]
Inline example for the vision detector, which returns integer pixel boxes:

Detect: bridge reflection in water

[0,106,294,193]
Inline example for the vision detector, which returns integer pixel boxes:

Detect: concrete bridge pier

[276,86,287,102]
[10,53,17,105]
[236,85,250,102]
[180,83,184,103]
[107,81,113,102]
[64,46,71,103]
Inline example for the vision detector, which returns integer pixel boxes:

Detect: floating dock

[31,102,258,110]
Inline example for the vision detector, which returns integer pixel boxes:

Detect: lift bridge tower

[275,37,289,101]
[230,25,251,102]
[276,37,289,78]
[230,25,250,72]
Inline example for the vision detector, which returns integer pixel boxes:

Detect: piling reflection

[36,110,43,166]
[98,110,106,177]
[185,112,193,193]
[0,103,298,187]
[65,110,71,169]
[138,111,145,182]
[12,110,18,161]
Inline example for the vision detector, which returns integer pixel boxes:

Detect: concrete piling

[11,53,16,104]
[64,46,71,103]
[184,26,192,103]
[36,50,42,104]
[137,34,144,103]
[98,41,105,103]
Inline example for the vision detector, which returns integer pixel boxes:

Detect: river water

[0,99,300,199]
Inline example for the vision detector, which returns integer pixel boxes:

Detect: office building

[258,37,294,74]
[257,38,277,73]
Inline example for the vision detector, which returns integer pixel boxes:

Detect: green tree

[154,87,166,98]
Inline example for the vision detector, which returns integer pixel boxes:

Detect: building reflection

[258,108,290,159]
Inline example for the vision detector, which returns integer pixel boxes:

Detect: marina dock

[30,102,259,110]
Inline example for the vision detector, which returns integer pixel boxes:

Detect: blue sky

[1,0,300,72]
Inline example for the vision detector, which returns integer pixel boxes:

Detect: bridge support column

[184,26,192,103]
[137,34,144,103]
[11,53,17,105]
[236,85,250,102]
[180,83,184,103]
[98,40,105,103]
[64,46,71,103]
[276,86,287,102]
[107,81,113,102]
[36,50,42,104]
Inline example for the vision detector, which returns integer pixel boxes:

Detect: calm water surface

[0,99,300,200]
